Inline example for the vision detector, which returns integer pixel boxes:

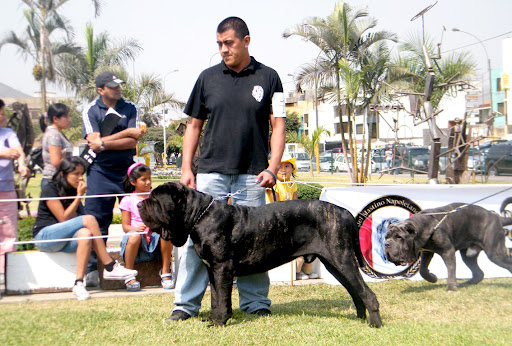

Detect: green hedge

[17,216,36,251]
[297,183,323,200]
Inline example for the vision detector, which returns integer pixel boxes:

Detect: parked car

[312,155,335,172]
[402,147,430,172]
[288,152,311,171]
[484,142,512,176]
[332,155,377,173]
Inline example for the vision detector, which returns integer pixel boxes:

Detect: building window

[498,102,505,117]
[303,114,308,125]
[497,78,503,92]
[356,124,364,134]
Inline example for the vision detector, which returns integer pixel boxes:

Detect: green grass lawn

[2,279,511,344]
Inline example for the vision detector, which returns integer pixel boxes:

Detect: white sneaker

[103,261,138,280]
[73,282,91,301]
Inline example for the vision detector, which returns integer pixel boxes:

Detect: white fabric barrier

[319,184,512,285]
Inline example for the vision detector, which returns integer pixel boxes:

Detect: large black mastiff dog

[139,182,382,327]
[385,203,512,290]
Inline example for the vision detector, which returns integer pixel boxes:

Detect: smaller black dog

[385,203,512,290]
[139,182,382,327]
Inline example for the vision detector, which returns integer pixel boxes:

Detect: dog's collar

[192,196,216,229]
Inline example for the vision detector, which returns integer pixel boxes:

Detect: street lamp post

[162,69,179,168]
[452,28,493,135]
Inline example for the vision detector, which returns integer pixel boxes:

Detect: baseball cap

[95,72,124,88]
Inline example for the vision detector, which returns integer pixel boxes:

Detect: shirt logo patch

[252,85,264,102]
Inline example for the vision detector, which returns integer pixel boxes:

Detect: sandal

[160,269,176,290]
[125,276,141,292]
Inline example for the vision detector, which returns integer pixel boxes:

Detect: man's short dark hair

[217,17,249,40]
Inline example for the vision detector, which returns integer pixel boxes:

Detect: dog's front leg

[440,249,458,291]
[208,264,234,326]
[419,251,438,283]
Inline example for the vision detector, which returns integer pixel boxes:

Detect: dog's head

[384,220,419,265]
[138,182,191,247]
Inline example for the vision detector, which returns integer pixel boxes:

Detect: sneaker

[297,271,309,280]
[308,273,319,279]
[85,270,99,288]
[103,261,138,280]
[73,282,91,301]
[125,277,141,292]
[164,310,191,322]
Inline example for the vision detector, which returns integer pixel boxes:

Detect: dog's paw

[446,284,458,291]
[368,312,383,328]
[420,272,438,283]
[207,321,227,328]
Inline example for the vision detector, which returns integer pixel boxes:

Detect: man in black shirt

[167,17,285,322]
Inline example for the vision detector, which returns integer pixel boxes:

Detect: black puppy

[139,182,382,327]
[385,203,512,290]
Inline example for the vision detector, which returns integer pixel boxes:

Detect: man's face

[217,28,250,71]
[97,85,122,103]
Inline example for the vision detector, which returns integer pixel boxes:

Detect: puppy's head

[384,221,419,265]
[138,182,190,247]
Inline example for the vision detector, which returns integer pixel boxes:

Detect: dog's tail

[500,216,512,227]
[351,220,366,268]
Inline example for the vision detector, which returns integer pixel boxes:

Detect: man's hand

[180,170,196,189]
[18,164,30,178]
[126,127,144,140]
[0,148,21,160]
[257,169,277,188]
[88,137,103,152]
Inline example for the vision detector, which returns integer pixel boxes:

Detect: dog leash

[191,179,264,229]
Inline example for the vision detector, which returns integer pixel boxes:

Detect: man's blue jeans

[173,173,271,316]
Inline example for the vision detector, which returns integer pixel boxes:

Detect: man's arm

[180,118,204,189]
[87,128,143,152]
[257,114,285,188]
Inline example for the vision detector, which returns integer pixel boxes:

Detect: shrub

[297,183,323,200]
[112,213,122,224]
[17,216,36,251]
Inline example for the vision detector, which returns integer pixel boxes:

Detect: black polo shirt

[184,57,283,175]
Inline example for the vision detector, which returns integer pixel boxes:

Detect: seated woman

[33,157,137,300]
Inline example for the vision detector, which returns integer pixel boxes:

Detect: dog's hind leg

[419,251,438,283]
[484,241,512,274]
[459,248,484,286]
[320,256,382,328]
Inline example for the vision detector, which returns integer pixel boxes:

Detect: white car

[333,155,378,173]
[288,152,311,171]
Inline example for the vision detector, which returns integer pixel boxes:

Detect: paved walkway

[0,279,323,304]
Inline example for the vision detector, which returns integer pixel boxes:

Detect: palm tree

[1,0,101,112]
[123,73,185,127]
[56,22,142,101]
[284,1,396,182]
[288,127,331,177]
[396,33,476,111]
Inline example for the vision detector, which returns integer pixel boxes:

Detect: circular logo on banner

[355,195,422,279]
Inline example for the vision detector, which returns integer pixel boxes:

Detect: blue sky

[2,0,511,103]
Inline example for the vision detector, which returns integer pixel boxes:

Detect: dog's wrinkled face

[138,182,190,247]
[385,221,418,265]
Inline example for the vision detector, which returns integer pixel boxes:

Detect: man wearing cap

[167,16,286,322]
[82,71,144,274]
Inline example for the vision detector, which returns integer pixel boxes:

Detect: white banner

[319,184,512,284]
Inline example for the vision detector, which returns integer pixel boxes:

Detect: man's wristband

[263,169,277,184]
